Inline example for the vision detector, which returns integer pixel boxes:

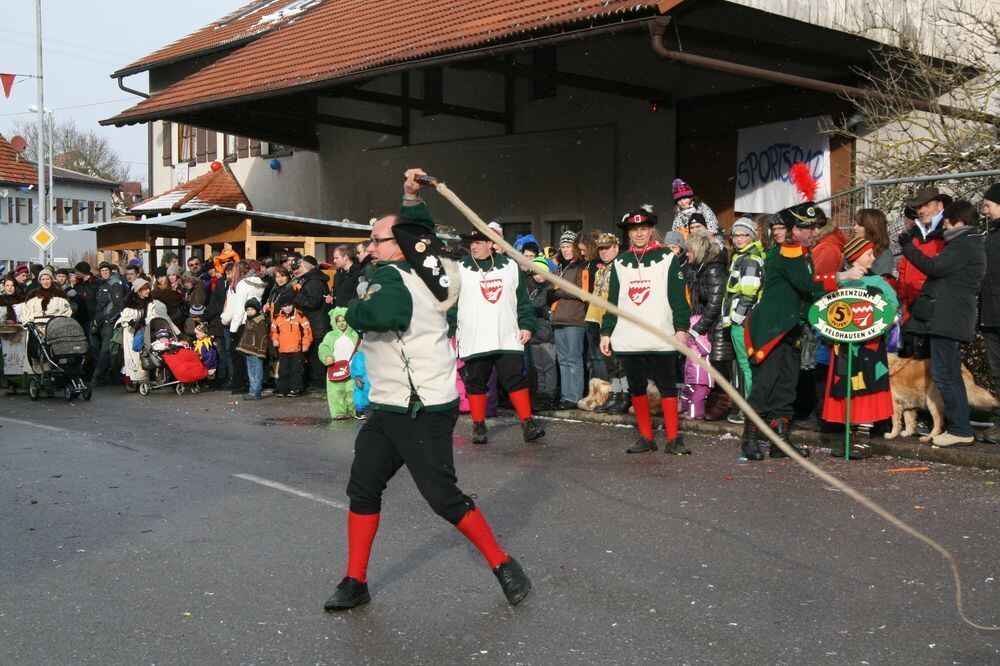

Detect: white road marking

[0,416,68,432]
[233,473,347,510]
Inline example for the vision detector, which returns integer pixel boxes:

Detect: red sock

[661,396,679,440]
[346,511,380,583]
[455,507,510,569]
[468,393,488,423]
[508,388,532,421]
[631,394,654,440]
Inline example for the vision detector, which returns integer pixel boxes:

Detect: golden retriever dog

[578,378,612,411]
[885,353,998,441]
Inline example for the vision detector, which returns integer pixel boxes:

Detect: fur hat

[244,297,262,312]
[843,236,874,264]
[731,217,757,239]
[131,277,150,293]
[181,271,199,283]
[558,229,578,246]
[662,231,687,251]
[166,264,183,277]
[672,178,695,202]
[74,261,91,274]
[984,183,1000,206]
[618,205,657,229]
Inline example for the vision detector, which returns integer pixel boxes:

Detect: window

[224,134,238,161]
[178,125,196,164]
[1,197,9,224]
[262,141,291,157]
[95,201,106,222]
[548,220,582,248]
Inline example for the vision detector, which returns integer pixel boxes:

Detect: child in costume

[318,307,358,419]
[350,348,370,419]
[193,322,219,379]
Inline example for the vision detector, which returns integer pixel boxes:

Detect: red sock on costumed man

[600,205,693,455]
[452,226,545,445]
[325,168,531,612]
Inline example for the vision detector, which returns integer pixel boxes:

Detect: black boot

[770,418,810,458]
[521,417,545,443]
[741,421,765,461]
[664,434,691,455]
[494,557,531,605]
[324,576,370,611]
[472,421,488,445]
[595,392,623,413]
[625,437,657,454]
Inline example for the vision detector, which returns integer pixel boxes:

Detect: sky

[0,0,249,186]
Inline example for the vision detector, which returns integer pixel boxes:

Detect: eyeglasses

[369,236,396,246]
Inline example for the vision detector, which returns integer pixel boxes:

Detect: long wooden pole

[424,177,996,631]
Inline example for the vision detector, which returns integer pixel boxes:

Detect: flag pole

[34,0,47,264]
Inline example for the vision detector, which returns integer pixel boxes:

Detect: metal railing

[817,169,1000,229]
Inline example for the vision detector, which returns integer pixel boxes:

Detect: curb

[525,408,1000,471]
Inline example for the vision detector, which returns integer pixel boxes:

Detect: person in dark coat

[92,262,126,384]
[979,183,1000,403]
[293,255,332,390]
[900,200,987,447]
[331,244,364,308]
[684,230,733,420]
[204,263,231,385]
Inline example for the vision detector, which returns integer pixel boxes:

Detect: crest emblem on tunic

[480,278,503,303]
[627,280,651,306]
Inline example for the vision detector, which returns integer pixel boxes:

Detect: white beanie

[731,217,757,239]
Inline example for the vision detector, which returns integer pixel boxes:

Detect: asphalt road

[2,388,1000,665]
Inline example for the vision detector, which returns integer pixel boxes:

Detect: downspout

[116,74,149,99]
[648,17,1000,129]
[116,74,153,209]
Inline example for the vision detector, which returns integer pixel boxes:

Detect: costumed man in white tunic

[324,168,531,611]
[453,227,545,445]
[600,206,692,455]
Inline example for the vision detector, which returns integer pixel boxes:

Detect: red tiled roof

[106,1,673,124]
[114,0,325,76]
[0,133,40,186]
[130,166,251,213]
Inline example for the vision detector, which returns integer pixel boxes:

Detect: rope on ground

[425,178,999,632]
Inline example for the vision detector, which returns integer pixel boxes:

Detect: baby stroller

[138,319,208,396]
[24,315,92,401]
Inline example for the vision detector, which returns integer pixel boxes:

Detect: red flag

[0,74,15,98]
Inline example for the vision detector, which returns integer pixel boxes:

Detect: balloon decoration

[269,158,281,172]
[210,161,223,171]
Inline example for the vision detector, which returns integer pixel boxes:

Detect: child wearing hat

[550,229,588,408]
[820,236,898,459]
[318,307,359,419]
[671,178,720,240]
[236,298,270,399]
[193,322,219,379]
[270,294,313,396]
[722,217,767,418]
[526,256,558,410]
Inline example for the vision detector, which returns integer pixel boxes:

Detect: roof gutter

[116,74,149,99]
[647,17,1000,129]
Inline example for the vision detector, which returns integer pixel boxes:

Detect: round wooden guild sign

[808,287,896,343]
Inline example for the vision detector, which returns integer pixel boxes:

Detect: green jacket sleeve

[345,266,413,333]
[317,331,336,365]
[668,255,691,331]
[600,264,620,335]
[399,198,436,234]
[516,269,537,333]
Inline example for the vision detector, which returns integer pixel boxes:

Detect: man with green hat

[741,202,863,461]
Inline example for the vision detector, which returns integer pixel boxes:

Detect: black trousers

[347,408,474,524]
[462,353,527,394]
[621,353,678,398]
[748,332,799,421]
[277,352,305,393]
[982,327,1000,392]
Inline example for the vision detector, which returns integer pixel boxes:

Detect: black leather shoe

[324,576,370,611]
[770,418,809,458]
[521,417,545,443]
[664,435,691,455]
[472,421,488,445]
[741,422,765,461]
[556,400,579,411]
[625,437,657,454]
[493,557,531,605]
[595,392,623,413]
